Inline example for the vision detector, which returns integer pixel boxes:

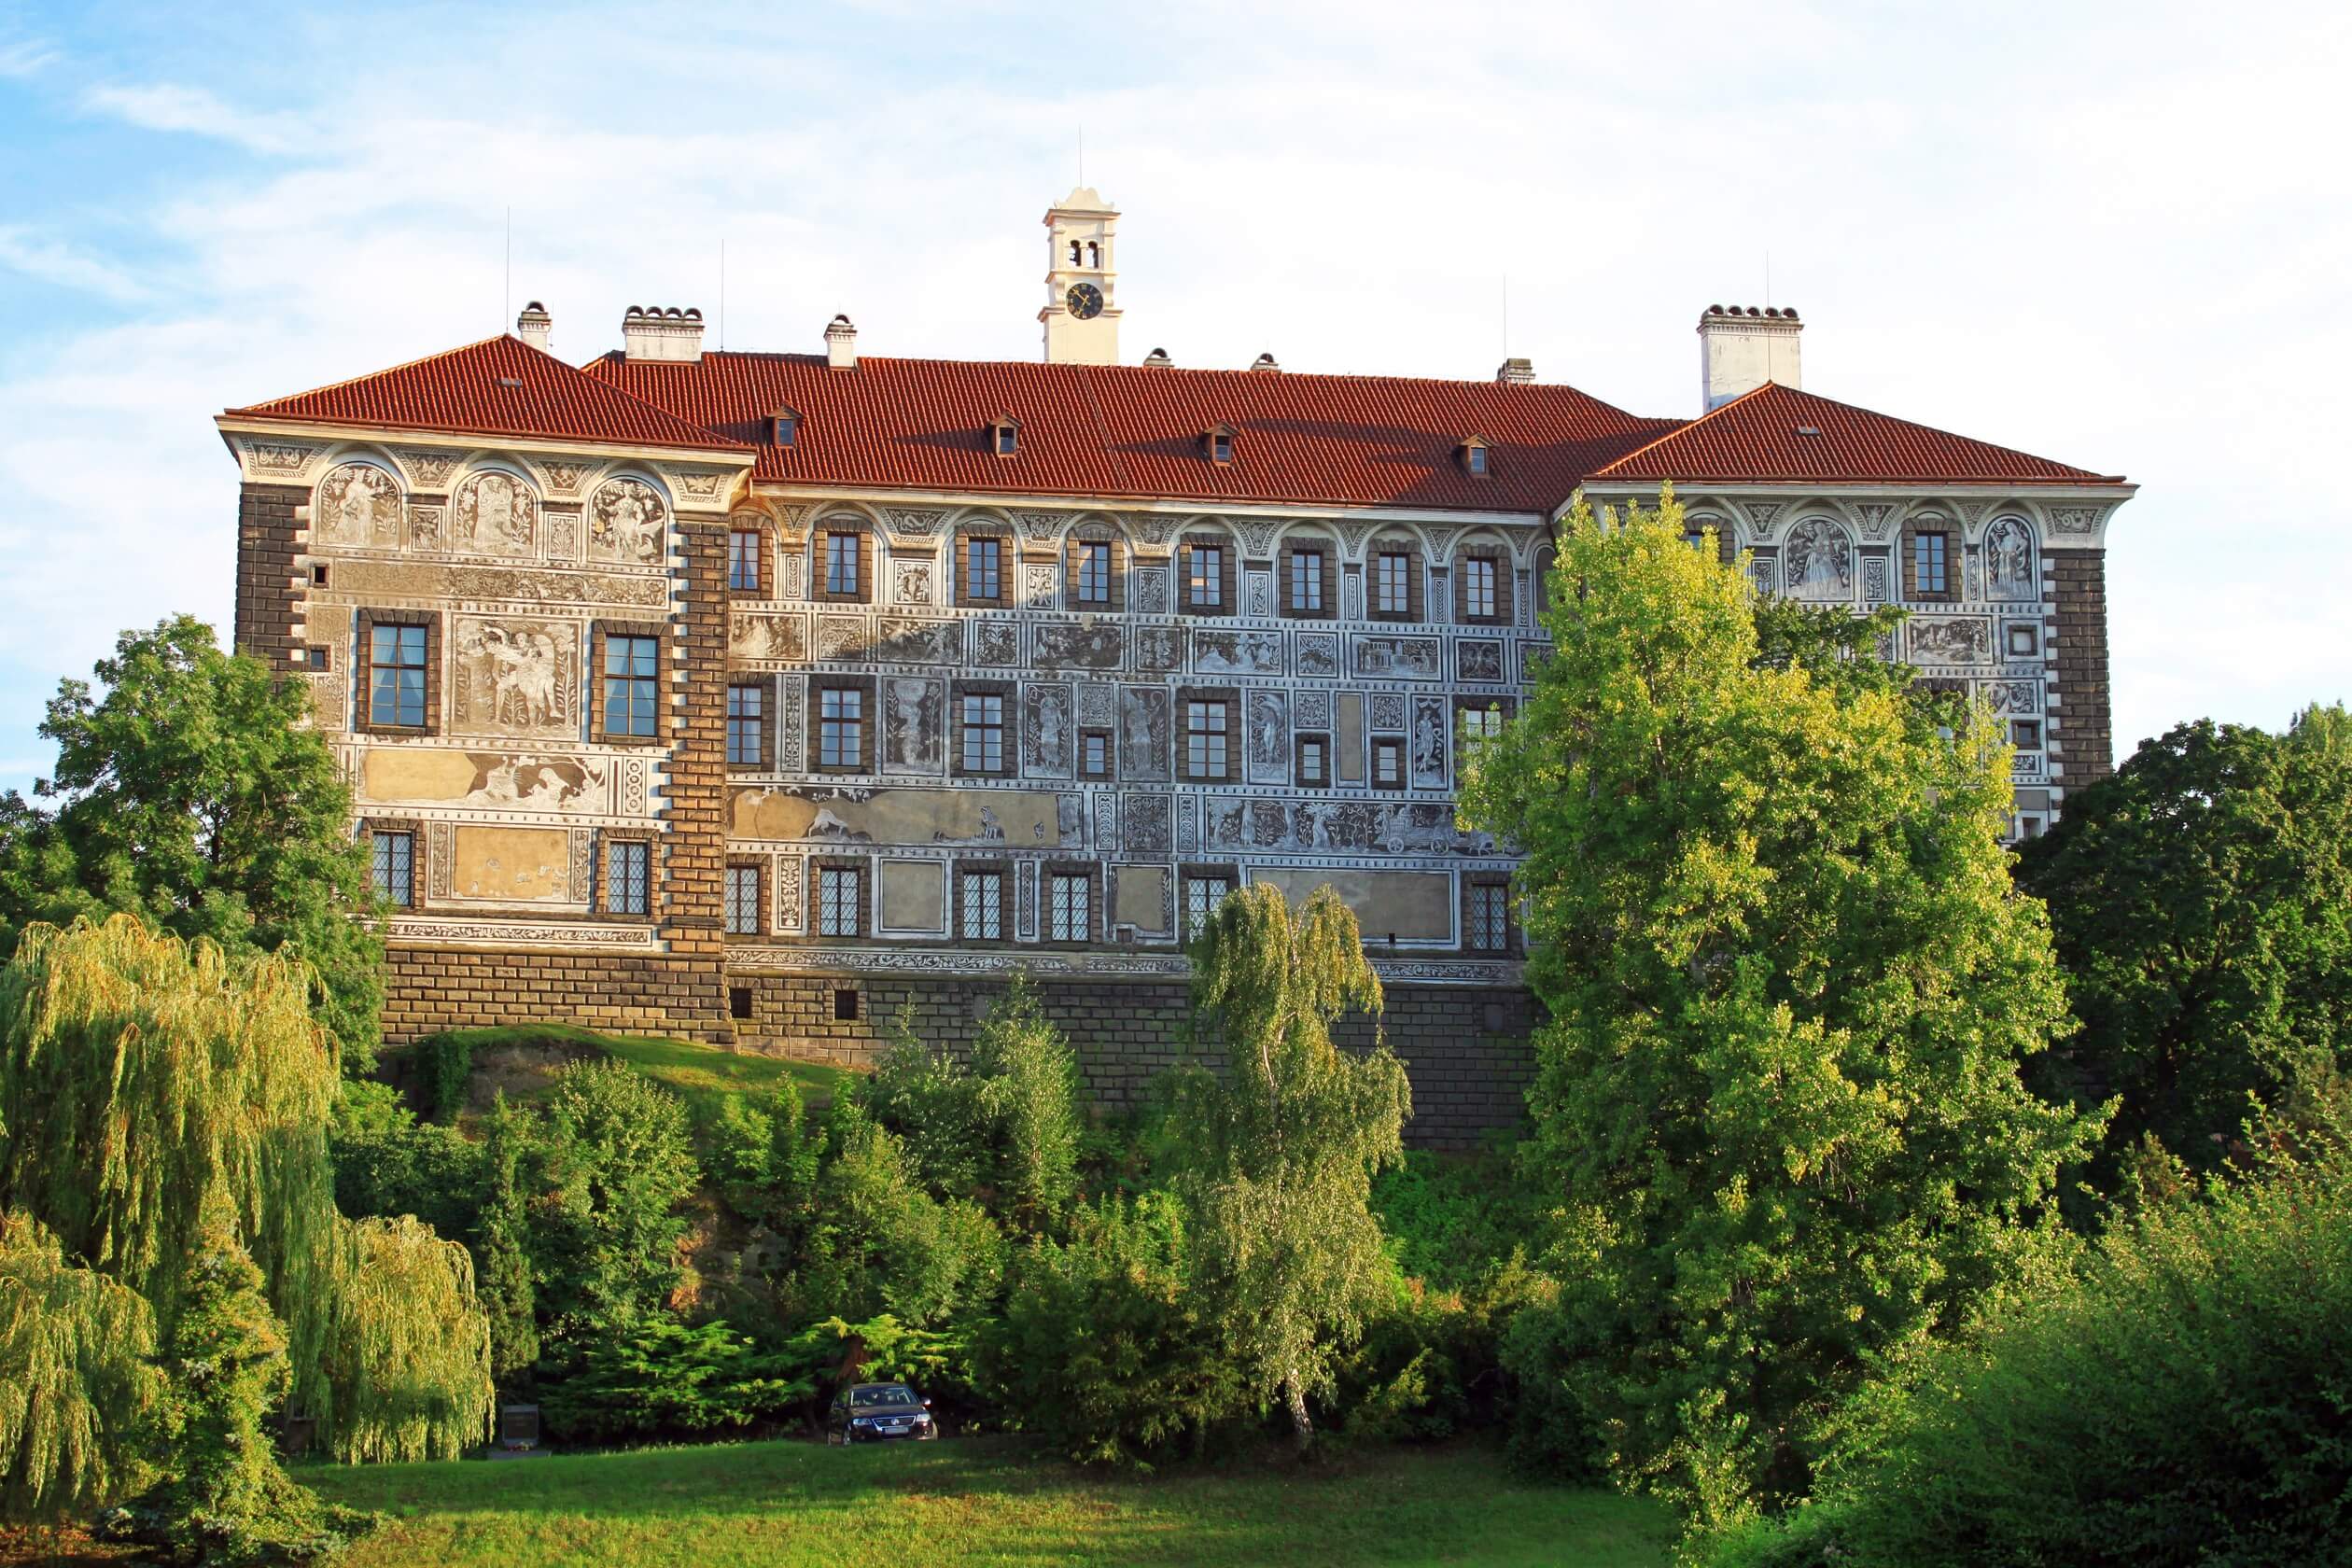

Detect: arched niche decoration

[1982,513,2038,601]
[1782,515,1855,602]
[313,458,404,550]
[451,465,542,560]
[585,474,670,567]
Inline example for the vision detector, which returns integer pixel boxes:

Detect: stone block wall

[232,481,305,665]
[2051,548,2114,786]
[729,971,1536,1150]
[383,945,731,1044]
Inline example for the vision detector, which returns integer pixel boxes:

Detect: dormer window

[1206,425,1236,465]
[990,416,1020,457]
[1460,437,1492,477]
[772,407,798,447]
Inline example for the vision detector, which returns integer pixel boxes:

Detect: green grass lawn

[413,1023,851,1123]
[303,1436,1673,1568]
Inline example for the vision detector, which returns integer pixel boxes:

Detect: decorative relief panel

[1193,628,1283,677]
[397,450,460,488]
[1119,687,1171,781]
[1354,635,1442,679]
[1296,634,1340,679]
[1033,621,1124,671]
[884,552,931,601]
[1855,502,1896,539]
[2050,507,2103,537]
[1123,793,1174,853]
[407,505,445,549]
[816,615,868,663]
[1456,639,1504,682]
[777,675,805,772]
[329,560,671,609]
[1981,679,2041,715]
[884,508,946,539]
[316,464,403,548]
[1369,693,1407,732]
[1175,793,1198,854]
[359,749,619,815]
[1015,511,1071,544]
[1909,617,1994,665]
[1093,792,1118,849]
[1133,625,1183,673]
[587,478,665,565]
[1025,683,1073,778]
[1022,562,1060,606]
[1077,682,1116,729]
[1295,690,1332,730]
[1016,861,1039,940]
[1863,554,1891,605]
[972,620,1021,668]
[731,611,809,665]
[1784,518,1854,600]
[1236,520,1281,556]
[543,507,581,561]
[775,856,805,933]
[883,677,946,775]
[1202,796,1495,855]
[1245,571,1271,618]
[1985,517,2036,598]
[873,618,959,665]
[1246,691,1289,784]
[249,441,315,474]
[454,470,539,559]
[449,616,580,739]
[1134,567,1169,614]
[1410,695,1448,788]
[539,461,585,497]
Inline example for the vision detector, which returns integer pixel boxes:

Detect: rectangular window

[1081,730,1110,778]
[1048,873,1090,942]
[1186,700,1227,779]
[726,683,765,766]
[1463,557,1497,619]
[1184,875,1231,943]
[1376,553,1411,615]
[994,424,1018,456]
[824,532,861,595]
[1684,524,1712,552]
[367,623,427,728]
[960,693,1005,773]
[1912,532,1949,597]
[1290,551,1324,612]
[819,687,864,769]
[608,840,651,917]
[1374,739,1404,786]
[602,635,659,739]
[725,863,762,935]
[1459,706,1503,751]
[728,529,763,593]
[1468,882,1509,952]
[1076,540,1111,605]
[1211,429,1234,464]
[2016,814,2045,840]
[2007,623,2037,656]
[959,870,1004,940]
[1186,544,1224,609]
[2011,720,2043,749]
[371,830,413,907]
[1299,736,1326,784]
[966,536,1001,600]
[819,866,861,937]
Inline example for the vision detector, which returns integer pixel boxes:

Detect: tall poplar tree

[1166,883,1411,1452]
[1460,490,2099,1522]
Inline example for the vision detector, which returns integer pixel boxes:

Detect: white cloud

[0,227,149,303]
[78,82,309,155]
[0,37,56,77]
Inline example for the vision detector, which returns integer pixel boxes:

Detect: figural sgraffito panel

[450,616,581,739]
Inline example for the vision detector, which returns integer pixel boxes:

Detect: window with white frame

[960,692,1005,773]
[819,687,864,768]
[1075,540,1112,605]
[1289,550,1324,612]
[1462,556,1497,619]
[1376,552,1412,615]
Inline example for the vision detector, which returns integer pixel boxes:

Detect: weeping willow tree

[0,915,491,1492]
[1168,883,1411,1452]
[0,1211,162,1520]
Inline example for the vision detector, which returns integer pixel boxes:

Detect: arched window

[1368,532,1425,623]
[1065,520,1127,611]
[1279,529,1337,620]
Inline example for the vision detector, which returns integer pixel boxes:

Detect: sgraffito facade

[217,190,2131,1146]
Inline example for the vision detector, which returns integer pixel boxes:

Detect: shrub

[799,1106,1005,1331]
[971,978,1083,1229]
[855,1012,991,1198]
[705,1078,820,1239]
[417,1030,477,1122]
[522,1061,701,1350]
[1335,1251,1549,1447]
[981,1191,1247,1466]
[536,1318,811,1445]
[329,1081,485,1244]
[1370,1148,1538,1293]
[1705,1109,2352,1567]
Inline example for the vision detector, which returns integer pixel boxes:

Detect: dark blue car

[825,1382,938,1445]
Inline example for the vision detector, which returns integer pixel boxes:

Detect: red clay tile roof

[580,351,1676,511]
[1589,383,2122,486]
[225,335,750,455]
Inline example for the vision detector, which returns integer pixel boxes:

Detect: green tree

[520,1060,701,1351]
[0,616,384,1069]
[2015,707,2352,1192]
[1164,882,1411,1454]
[472,1098,540,1386]
[971,976,1084,1230]
[797,1104,1006,1331]
[0,1211,162,1521]
[103,1195,372,1564]
[1460,490,2099,1522]
[0,916,492,1475]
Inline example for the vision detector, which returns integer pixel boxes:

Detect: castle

[217,189,2132,1145]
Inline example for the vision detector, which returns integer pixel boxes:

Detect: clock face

[1066,282,1104,321]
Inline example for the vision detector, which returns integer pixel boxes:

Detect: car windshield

[851,1386,918,1408]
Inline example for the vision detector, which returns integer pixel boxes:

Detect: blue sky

[2,0,2346,795]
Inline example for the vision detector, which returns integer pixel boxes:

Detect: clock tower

[1040,187,1121,365]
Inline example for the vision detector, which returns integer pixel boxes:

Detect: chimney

[1698,304,1801,411]
[515,301,553,354]
[1250,351,1281,373]
[1496,357,1534,385]
[621,305,704,363]
[825,314,858,371]
[1141,347,1174,369]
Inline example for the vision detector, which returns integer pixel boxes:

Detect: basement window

[729,987,752,1020]
[311,563,330,586]
[833,987,861,1022]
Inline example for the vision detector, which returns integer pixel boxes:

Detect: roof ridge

[228,332,513,415]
